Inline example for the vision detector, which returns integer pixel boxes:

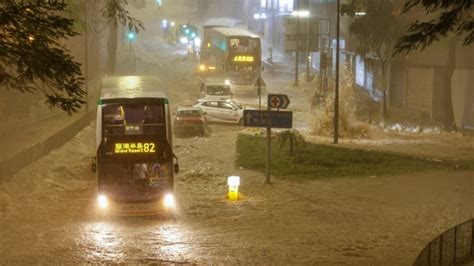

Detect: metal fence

[414,219,474,266]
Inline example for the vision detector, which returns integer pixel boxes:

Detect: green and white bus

[94,76,178,216]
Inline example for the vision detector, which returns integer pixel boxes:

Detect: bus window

[228,66,257,83]
[229,38,259,54]
[103,104,165,136]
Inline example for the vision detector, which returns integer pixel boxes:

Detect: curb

[0,109,96,182]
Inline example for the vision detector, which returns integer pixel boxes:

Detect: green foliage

[341,0,402,63]
[276,129,306,156]
[394,0,473,54]
[236,134,468,179]
[102,0,144,33]
[0,1,85,114]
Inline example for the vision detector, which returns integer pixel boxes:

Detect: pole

[84,0,89,112]
[265,103,271,184]
[306,16,310,83]
[294,0,300,87]
[334,0,340,144]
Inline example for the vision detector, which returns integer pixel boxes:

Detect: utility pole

[294,0,300,87]
[84,0,89,112]
[334,0,340,144]
[305,16,310,82]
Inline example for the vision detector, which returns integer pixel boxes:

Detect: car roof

[200,77,229,86]
[197,98,235,103]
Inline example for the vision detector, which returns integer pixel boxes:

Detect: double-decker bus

[199,26,262,93]
[94,76,178,216]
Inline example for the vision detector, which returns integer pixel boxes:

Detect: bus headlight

[163,193,175,209]
[98,194,108,209]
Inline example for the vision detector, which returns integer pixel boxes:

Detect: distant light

[253,13,260,19]
[224,79,231,86]
[180,37,188,44]
[170,21,175,26]
[128,32,135,40]
[182,24,187,28]
[185,28,190,34]
[98,195,108,209]
[162,19,167,24]
[208,66,216,70]
[261,13,267,19]
[199,64,206,71]
[163,193,176,209]
[194,37,201,47]
[27,35,35,43]
[355,12,366,16]
[292,10,310,17]
[191,32,196,38]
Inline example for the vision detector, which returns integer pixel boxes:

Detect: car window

[219,102,235,110]
[203,101,218,108]
[178,110,202,117]
[229,101,243,110]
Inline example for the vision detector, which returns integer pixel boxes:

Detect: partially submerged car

[193,98,245,124]
[173,106,208,137]
[199,78,234,100]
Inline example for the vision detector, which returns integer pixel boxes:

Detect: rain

[0,0,473,264]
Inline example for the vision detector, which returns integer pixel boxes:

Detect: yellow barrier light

[227,176,240,201]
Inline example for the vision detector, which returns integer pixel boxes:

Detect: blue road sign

[243,110,293,128]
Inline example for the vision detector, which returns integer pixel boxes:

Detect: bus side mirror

[174,163,179,174]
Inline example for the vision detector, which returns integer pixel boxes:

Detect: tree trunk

[443,37,458,131]
[106,23,118,75]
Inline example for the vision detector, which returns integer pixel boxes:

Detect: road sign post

[266,104,271,184]
[243,94,292,184]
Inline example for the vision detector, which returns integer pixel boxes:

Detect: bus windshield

[103,103,165,136]
[229,37,259,54]
[227,65,258,83]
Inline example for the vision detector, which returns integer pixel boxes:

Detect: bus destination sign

[233,55,254,62]
[114,142,156,154]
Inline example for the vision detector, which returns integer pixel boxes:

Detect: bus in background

[94,76,179,216]
[199,18,247,62]
[199,27,262,94]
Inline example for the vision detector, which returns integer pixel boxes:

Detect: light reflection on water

[80,218,195,263]
[83,221,124,262]
[151,222,192,261]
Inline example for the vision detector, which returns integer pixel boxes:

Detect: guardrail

[414,219,474,266]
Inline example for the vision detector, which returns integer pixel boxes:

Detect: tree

[276,130,306,156]
[394,0,473,131]
[341,0,403,120]
[0,1,85,114]
[101,0,144,74]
